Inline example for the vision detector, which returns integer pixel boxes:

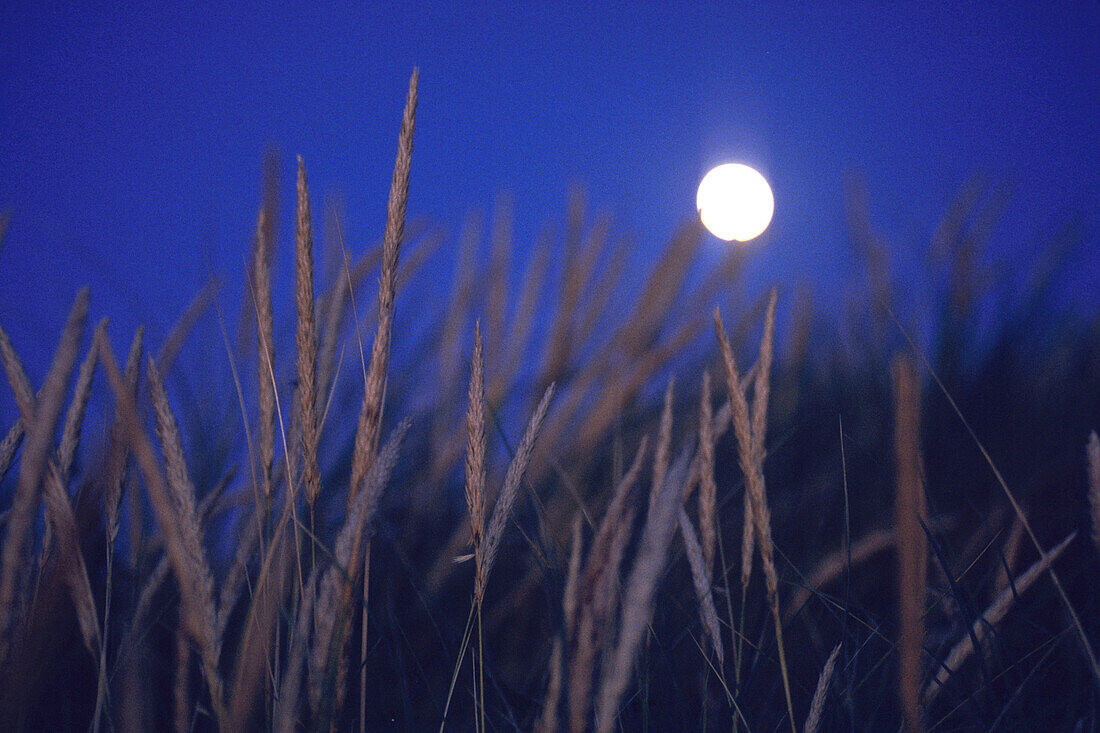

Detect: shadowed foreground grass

[1,71,1098,731]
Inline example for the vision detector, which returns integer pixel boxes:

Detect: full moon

[696,163,774,242]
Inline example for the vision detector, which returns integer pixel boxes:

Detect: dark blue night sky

[1,2,1097,384]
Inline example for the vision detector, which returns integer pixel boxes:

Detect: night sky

[1,2,1097,385]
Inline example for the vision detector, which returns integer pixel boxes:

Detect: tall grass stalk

[893,313,1100,693]
[594,441,691,732]
[892,355,927,733]
[465,322,488,732]
[715,290,796,733]
[253,207,276,516]
[295,157,321,517]
[1087,432,1100,555]
[98,331,229,727]
[0,288,88,667]
[349,68,418,502]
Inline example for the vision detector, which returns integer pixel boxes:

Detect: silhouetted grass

[0,72,1098,732]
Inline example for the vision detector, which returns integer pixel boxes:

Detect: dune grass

[0,71,1098,732]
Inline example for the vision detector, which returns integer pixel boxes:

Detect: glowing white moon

[696,163,774,242]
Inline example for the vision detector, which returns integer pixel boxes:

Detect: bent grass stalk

[804,643,842,733]
[923,531,1076,705]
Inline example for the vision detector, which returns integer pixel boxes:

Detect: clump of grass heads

[0,71,1099,733]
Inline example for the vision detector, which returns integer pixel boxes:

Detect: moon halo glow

[696,163,774,242]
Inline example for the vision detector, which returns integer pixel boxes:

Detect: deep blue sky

[1,2,1097,384]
